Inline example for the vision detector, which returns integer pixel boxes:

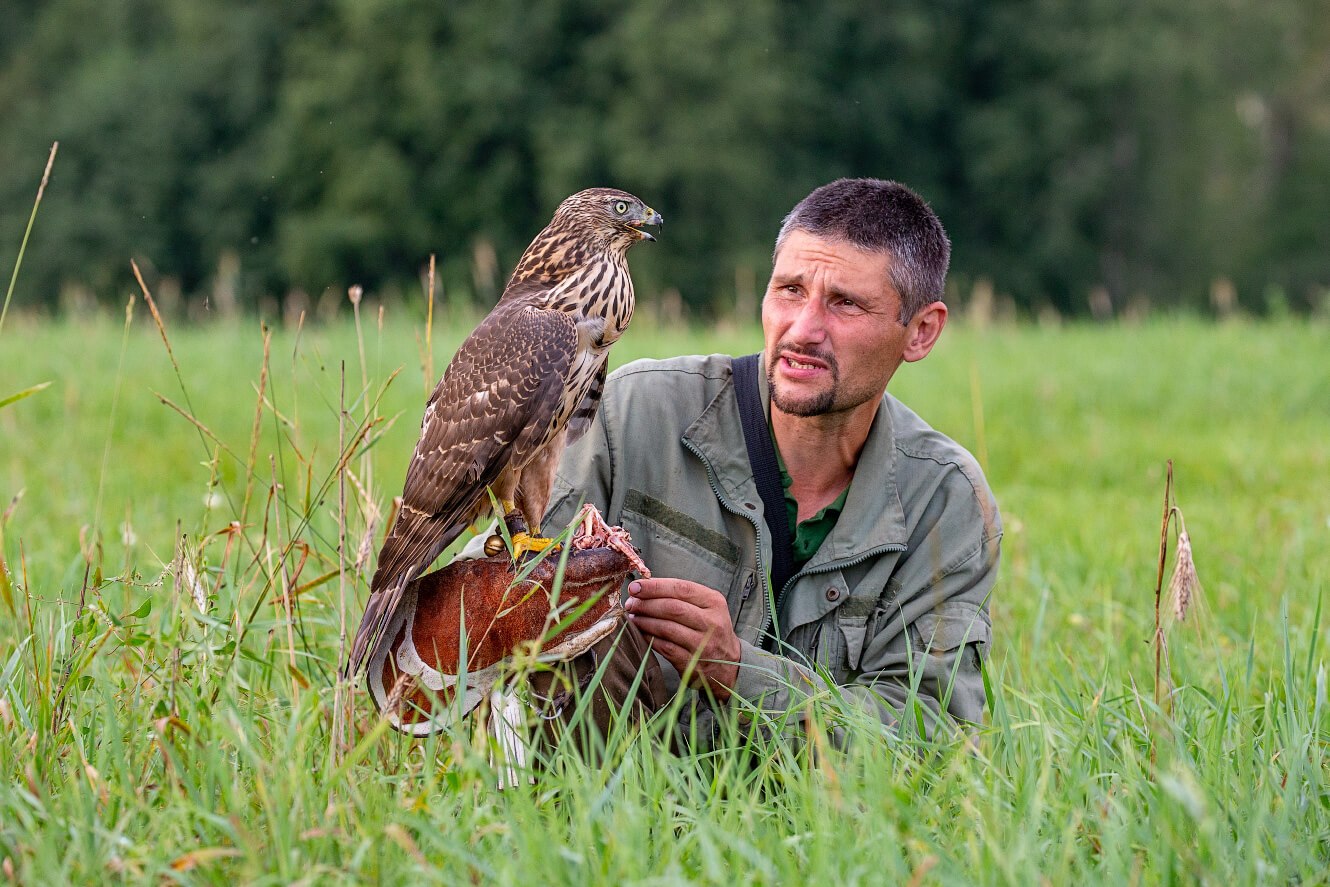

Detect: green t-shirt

[772,430,850,575]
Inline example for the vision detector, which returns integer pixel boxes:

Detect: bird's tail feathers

[344,510,474,680]
[344,570,412,679]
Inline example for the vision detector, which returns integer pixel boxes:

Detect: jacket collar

[681,353,910,563]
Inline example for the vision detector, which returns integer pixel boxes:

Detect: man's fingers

[626,613,703,649]
[641,634,690,666]
[624,594,705,625]
[641,633,739,701]
[628,578,723,605]
[642,632,727,672]
[624,576,742,699]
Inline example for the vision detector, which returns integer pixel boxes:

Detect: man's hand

[623,578,741,700]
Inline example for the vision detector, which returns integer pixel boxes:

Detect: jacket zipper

[781,544,908,597]
[685,437,908,646]
[780,542,907,611]
[682,438,775,641]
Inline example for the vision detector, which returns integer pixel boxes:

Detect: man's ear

[902,301,947,363]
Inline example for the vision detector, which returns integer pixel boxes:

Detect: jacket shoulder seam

[894,443,994,532]
[612,364,731,383]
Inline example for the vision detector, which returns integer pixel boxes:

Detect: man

[479,178,1000,740]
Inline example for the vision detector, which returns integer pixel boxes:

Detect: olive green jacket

[478,353,1001,738]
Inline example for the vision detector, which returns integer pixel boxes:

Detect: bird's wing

[403,304,579,514]
[347,305,579,674]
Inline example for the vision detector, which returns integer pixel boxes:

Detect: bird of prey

[346,188,662,677]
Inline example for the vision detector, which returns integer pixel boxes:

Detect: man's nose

[786,298,828,344]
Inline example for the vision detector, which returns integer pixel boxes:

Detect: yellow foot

[510,531,558,558]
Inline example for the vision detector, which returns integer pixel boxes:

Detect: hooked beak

[630,206,663,242]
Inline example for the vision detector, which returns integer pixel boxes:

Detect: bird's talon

[510,532,559,558]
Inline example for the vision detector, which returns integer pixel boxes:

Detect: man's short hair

[775,178,951,323]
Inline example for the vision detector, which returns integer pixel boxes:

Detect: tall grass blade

[0,382,51,411]
[0,142,58,337]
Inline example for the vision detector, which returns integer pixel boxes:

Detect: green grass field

[1,307,1327,883]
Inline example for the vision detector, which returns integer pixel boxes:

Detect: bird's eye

[614,201,628,215]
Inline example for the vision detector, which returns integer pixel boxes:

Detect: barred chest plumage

[546,253,634,342]
[545,252,635,435]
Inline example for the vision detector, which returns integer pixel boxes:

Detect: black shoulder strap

[732,353,795,602]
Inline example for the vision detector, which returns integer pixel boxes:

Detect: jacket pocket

[620,506,738,600]
[911,601,991,660]
[837,613,869,672]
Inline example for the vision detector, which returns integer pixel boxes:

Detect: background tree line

[1,0,1327,317]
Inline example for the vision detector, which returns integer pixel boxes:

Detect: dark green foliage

[1,0,1327,314]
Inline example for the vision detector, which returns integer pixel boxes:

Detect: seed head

[1167,529,1201,623]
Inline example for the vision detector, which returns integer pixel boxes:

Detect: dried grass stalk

[178,554,208,613]
[1167,526,1201,624]
[384,670,415,720]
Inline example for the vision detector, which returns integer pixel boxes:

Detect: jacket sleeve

[728,464,1001,743]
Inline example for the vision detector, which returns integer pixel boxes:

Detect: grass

[0,306,1327,883]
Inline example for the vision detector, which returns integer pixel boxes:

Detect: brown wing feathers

[346,308,577,674]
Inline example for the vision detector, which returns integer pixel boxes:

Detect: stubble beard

[766,346,839,417]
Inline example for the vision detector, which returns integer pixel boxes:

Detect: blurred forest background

[1,0,1327,318]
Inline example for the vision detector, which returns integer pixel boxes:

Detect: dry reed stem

[1150,463,1207,754]
[136,260,252,521]
[134,261,184,390]
[210,521,240,604]
[125,313,403,718]
[426,254,437,387]
[1152,462,1173,711]
[334,360,352,760]
[152,393,240,462]
[19,542,40,708]
[350,285,369,418]
[1150,460,1175,764]
[241,327,273,533]
[1,142,58,336]
[1,490,23,526]
[270,456,300,696]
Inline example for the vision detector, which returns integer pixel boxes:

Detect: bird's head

[552,188,663,253]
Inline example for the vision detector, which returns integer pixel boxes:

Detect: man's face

[762,230,912,419]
